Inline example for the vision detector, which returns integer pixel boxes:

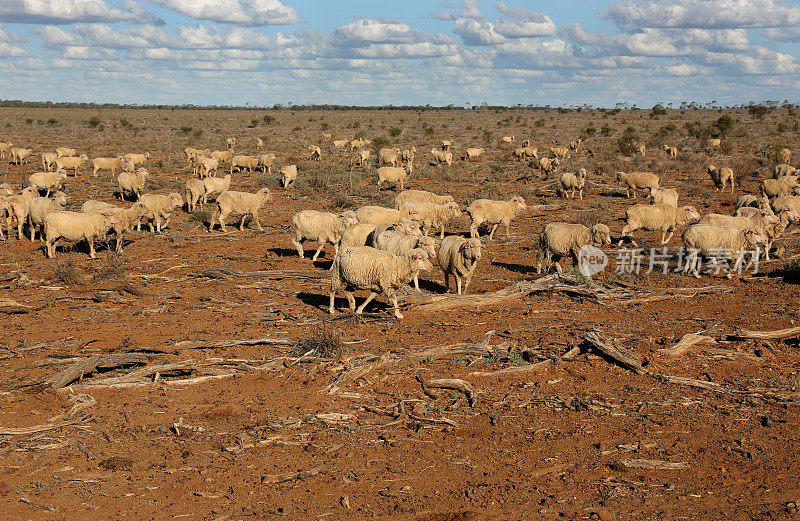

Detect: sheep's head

[775,204,800,224]
[615,171,626,181]
[578,168,587,179]
[395,218,423,238]
[511,196,527,211]
[416,236,438,261]
[446,202,461,217]
[462,238,482,261]
[339,211,358,228]
[168,193,184,208]
[79,154,89,161]
[591,224,612,246]
[682,206,701,222]
[407,248,433,272]
[53,192,68,206]
[742,226,768,248]
[257,187,272,203]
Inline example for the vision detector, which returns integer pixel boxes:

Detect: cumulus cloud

[763,27,800,42]
[335,18,427,44]
[156,0,303,26]
[453,19,506,45]
[494,2,557,37]
[0,0,159,25]
[604,0,800,29]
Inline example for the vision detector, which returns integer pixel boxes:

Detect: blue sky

[0,0,798,107]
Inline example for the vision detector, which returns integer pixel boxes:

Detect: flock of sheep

[0,134,797,318]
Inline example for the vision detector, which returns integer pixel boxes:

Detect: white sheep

[376,166,410,191]
[41,152,58,172]
[202,174,232,204]
[437,236,482,294]
[761,177,799,199]
[550,146,569,159]
[696,211,786,260]
[620,204,700,246]
[44,211,117,259]
[92,157,124,177]
[333,139,348,149]
[464,148,485,161]
[355,149,370,167]
[398,201,461,238]
[779,148,791,165]
[56,147,76,158]
[137,193,183,233]
[681,225,767,278]
[226,137,235,149]
[378,148,401,167]
[88,202,148,252]
[430,149,453,166]
[394,189,454,209]
[339,219,421,249]
[466,196,527,241]
[329,246,433,318]
[210,150,233,163]
[402,147,416,164]
[208,188,271,232]
[372,232,437,291]
[28,171,67,197]
[774,164,797,179]
[441,140,452,151]
[258,153,276,174]
[502,136,515,144]
[54,154,88,176]
[617,171,660,198]
[536,223,611,274]
[662,144,677,158]
[309,145,322,161]
[123,152,150,167]
[558,169,587,200]
[10,148,32,165]
[81,200,116,214]
[117,169,148,200]
[0,142,13,158]
[231,155,259,174]
[706,138,721,149]
[256,138,264,149]
[27,192,68,241]
[355,205,419,226]
[4,187,38,239]
[537,157,559,174]
[707,165,735,193]
[198,157,219,178]
[280,165,298,187]
[512,146,537,161]
[291,210,358,261]
[0,183,14,196]
[185,179,206,212]
[569,139,582,151]
[649,187,679,207]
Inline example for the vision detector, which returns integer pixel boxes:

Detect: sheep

[441,140,452,151]
[309,145,322,161]
[376,166,410,191]
[466,196,527,241]
[398,201,461,238]
[662,144,677,158]
[322,133,331,139]
[123,152,151,167]
[437,236,482,294]
[45,211,117,259]
[635,141,646,157]
[372,232,437,291]
[333,139,348,149]
[569,138,582,151]
[464,147,485,161]
[779,148,791,165]
[559,169,587,200]
[394,189,454,209]
[378,148,401,167]
[92,157,125,177]
[256,138,264,149]
[735,194,762,211]
[120,156,136,172]
[774,164,797,178]
[291,210,358,261]
[27,192,68,241]
[328,246,432,318]
[280,165,298,188]
[355,205,416,226]
[41,152,58,172]
[226,137,236,149]
[138,193,183,233]
[202,174,231,204]
[649,187,679,207]
[198,157,219,178]
[340,219,421,249]
[117,169,148,200]
[772,195,800,214]
[696,211,786,260]
[706,138,721,149]
[617,171,660,198]
[5,187,38,239]
[81,200,116,213]
[185,178,206,212]
[707,165,735,193]
[55,147,76,158]
[512,146,537,161]
[10,148,32,165]
[430,149,453,166]
[402,147,416,164]
[521,139,531,148]
[761,177,799,199]
[681,226,767,278]
[502,136,515,144]
[210,150,233,163]
[97,203,149,252]
[0,142,12,158]
[355,149,370,166]
[208,188,271,232]
[0,183,14,196]
[54,154,88,176]
[536,223,611,274]
[258,153,276,174]
[620,205,701,246]
[550,146,569,159]
[350,138,369,150]
[537,157,559,174]
[230,155,258,174]
[28,171,67,197]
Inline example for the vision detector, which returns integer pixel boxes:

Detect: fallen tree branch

[658,333,715,358]
[582,332,646,375]
[725,325,800,340]
[175,337,294,350]
[47,353,161,389]
[469,359,551,376]
[0,418,82,436]
[261,467,322,485]
[610,459,689,471]
[416,376,477,406]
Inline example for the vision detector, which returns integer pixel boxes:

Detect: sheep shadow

[492,260,536,275]
[42,239,113,259]
[312,259,333,270]
[266,247,297,258]
[298,290,394,315]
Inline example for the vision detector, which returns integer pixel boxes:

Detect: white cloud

[763,27,800,42]
[0,0,158,25]
[605,0,800,29]
[335,18,425,44]
[156,0,303,26]
[494,2,557,37]
[453,19,506,45]
[559,23,613,46]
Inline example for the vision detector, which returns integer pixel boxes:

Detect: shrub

[293,325,345,359]
[47,118,58,126]
[180,126,192,134]
[250,119,259,127]
[388,127,402,137]
[617,127,641,156]
[749,105,769,119]
[424,126,435,136]
[371,136,390,150]
[190,209,210,222]
[52,259,82,285]
[263,114,275,125]
[88,117,101,128]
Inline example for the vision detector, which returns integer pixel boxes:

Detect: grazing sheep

[258,153,276,174]
[706,138,721,149]
[734,194,762,211]
[617,171,660,198]
[45,211,117,258]
[333,139,348,149]
[648,187,679,207]
[697,211,785,260]
[123,152,150,167]
[761,177,799,199]
[466,196,527,241]
[226,137,235,149]
[92,157,125,177]
[329,246,433,318]
[464,148,485,160]
[340,219,421,249]
[437,236,482,294]
[198,157,219,178]
[5,187,38,239]
[202,174,232,204]
[537,157,559,174]
[376,166,410,191]
[355,149,370,166]
[771,195,800,214]
[208,188,271,232]
[210,150,233,163]
[137,193,183,233]
[54,154,88,176]
[569,139,582,151]
[27,192,68,241]
[10,148,32,165]
[620,205,701,246]
[230,155,259,174]
[502,136,515,144]
[55,147,76,158]
[441,140,452,151]
[550,146,569,159]
[28,171,67,197]
[101,203,149,252]
[355,205,418,226]
[662,144,677,158]
[430,149,453,166]
[707,165,735,193]
[394,189,454,209]
[402,147,416,163]
[372,232,437,291]
[635,141,646,157]
[559,168,587,200]
[682,225,766,278]
[537,223,611,274]
[0,142,12,158]
[378,148,401,167]
[512,146,537,161]
[350,138,369,150]
[398,201,461,238]
[774,164,797,178]
[309,145,322,161]
[41,152,58,172]
[780,148,791,165]
[117,169,148,200]
[291,210,359,261]
[185,178,206,212]
[0,183,14,196]
[256,138,264,149]
[81,200,116,214]
[280,165,298,188]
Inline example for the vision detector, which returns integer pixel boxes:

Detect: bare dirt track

[0,106,799,520]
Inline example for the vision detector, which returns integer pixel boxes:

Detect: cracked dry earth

[0,107,799,520]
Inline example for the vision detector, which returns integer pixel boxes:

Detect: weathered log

[416,376,477,406]
[582,332,646,375]
[658,333,715,358]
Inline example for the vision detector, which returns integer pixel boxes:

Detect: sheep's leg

[292,237,305,258]
[16,219,23,240]
[488,224,499,241]
[554,261,563,274]
[440,226,445,239]
[413,274,420,292]
[356,292,377,314]
[253,212,263,231]
[239,215,246,232]
[469,224,479,238]
[443,273,450,293]
[504,222,511,239]
[345,292,356,312]
[88,239,96,259]
[46,239,54,258]
[311,241,325,262]
[464,265,478,293]
[390,293,403,319]
[328,290,337,314]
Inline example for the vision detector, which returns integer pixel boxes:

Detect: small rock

[0,482,10,495]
